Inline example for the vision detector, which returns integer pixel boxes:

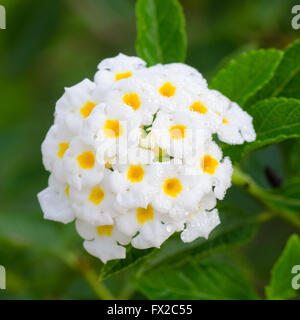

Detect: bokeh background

[0,0,299,299]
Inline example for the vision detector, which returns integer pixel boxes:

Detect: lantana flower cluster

[38,54,256,263]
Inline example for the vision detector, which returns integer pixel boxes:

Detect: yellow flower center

[77,151,95,169]
[115,71,132,81]
[57,142,69,158]
[201,155,219,175]
[103,119,123,138]
[163,178,183,197]
[222,117,229,124]
[105,162,112,169]
[97,225,113,237]
[89,186,105,205]
[127,165,144,183]
[189,101,208,114]
[136,204,154,224]
[122,93,141,111]
[169,125,186,140]
[80,101,97,119]
[65,185,70,197]
[159,81,176,97]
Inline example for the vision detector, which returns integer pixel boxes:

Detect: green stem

[252,211,273,224]
[232,166,265,199]
[57,251,115,300]
[270,208,300,230]
[232,166,300,231]
[77,259,115,300]
[118,282,137,300]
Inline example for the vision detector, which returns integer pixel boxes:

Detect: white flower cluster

[38,54,256,263]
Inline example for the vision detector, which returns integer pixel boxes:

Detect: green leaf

[280,139,300,178]
[136,200,258,275]
[209,49,283,106]
[133,257,258,300]
[222,98,300,162]
[264,178,300,216]
[101,222,256,281]
[139,223,257,275]
[101,193,259,280]
[99,245,156,280]
[0,210,78,254]
[136,0,186,65]
[248,39,300,103]
[266,234,300,300]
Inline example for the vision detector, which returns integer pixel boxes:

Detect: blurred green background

[0,0,299,299]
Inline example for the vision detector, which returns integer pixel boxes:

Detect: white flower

[63,136,104,189]
[110,147,156,209]
[37,174,74,224]
[199,89,231,118]
[70,171,117,226]
[181,209,220,243]
[151,109,210,159]
[186,140,233,200]
[181,89,232,135]
[76,219,130,264]
[136,65,207,114]
[179,192,219,242]
[150,162,208,220]
[41,124,74,180]
[104,76,159,126]
[116,204,175,249]
[217,102,256,144]
[94,53,146,88]
[82,105,141,164]
[55,79,101,134]
[159,63,208,88]
[38,54,256,263]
